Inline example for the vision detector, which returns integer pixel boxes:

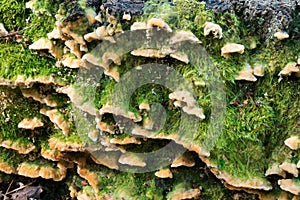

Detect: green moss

[0,43,54,79]
[23,14,56,42]
[0,148,24,166]
[0,0,29,31]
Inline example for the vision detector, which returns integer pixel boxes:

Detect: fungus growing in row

[204,22,222,39]
[202,157,273,191]
[96,121,115,134]
[182,106,205,119]
[221,43,245,58]
[169,91,196,107]
[47,27,63,40]
[85,8,97,25]
[18,117,44,130]
[169,90,205,119]
[155,168,173,178]
[14,75,64,88]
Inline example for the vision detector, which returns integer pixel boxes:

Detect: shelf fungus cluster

[1,0,300,199]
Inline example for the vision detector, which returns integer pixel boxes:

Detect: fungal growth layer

[0,0,299,199]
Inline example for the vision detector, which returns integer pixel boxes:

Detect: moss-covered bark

[0,0,299,199]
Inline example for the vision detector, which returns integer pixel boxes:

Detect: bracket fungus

[279,162,298,177]
[235,66,257,82]
[171,153,195,168]
[57,86,96,116]
[274,31,289,40]
[65,40,82,58]
[0,162,17,174]
[118,153,146,167]
[169,90,205,119]
[147,18,172,32]
[0,23,8,37]
[284,136,300,150]
[278,62,299,78]
[21,89,57,107]
[131,49,166,58]
[221,43,245,58]
[77,167,101,192]
[110,137,141,145]
[170,31,200,44]
[169,91,196,107]
[253,63,265,77]
[265,164,286,178]
[100,104,142,122]
[29,38,63,59]
[17,162,66,181]
[1,140,35,154]
[131,22,147,31]
[155,168,173,179]
[171,189,201,200]
[18,117,44,130]
[40,109,70,135]
[122,13,131,21]
[170,52,189,64]
[90,151,120,170]
[62,54,83,69]
[278,179,300,195]
[204,22,222,39]
[41,148,63,162]
[48,138,85,152]
[138,102,150,111]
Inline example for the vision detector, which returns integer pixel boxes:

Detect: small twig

[0,24,37,38]
[5,181,35,195]
[5,178,15,195]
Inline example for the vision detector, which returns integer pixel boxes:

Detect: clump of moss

[0,0,29,31]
